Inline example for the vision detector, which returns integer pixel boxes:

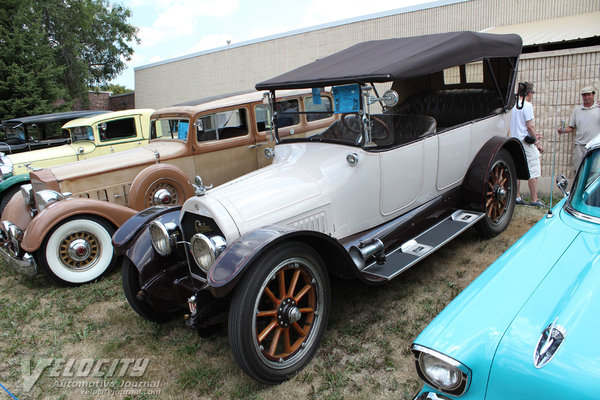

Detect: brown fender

[462,136,528,211]
[21,198,137,252]
[1,191,32,232]
[127,163,195,210]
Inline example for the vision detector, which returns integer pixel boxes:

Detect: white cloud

[137,26,169,48]
[184,34,233,54]
[153,0,240,36]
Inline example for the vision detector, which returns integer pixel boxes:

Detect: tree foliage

[0,0,138,119]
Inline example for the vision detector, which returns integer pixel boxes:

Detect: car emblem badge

[533,317,566,368]
[195,221,212,233]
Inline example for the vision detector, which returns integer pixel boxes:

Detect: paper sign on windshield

[332,84,360,113]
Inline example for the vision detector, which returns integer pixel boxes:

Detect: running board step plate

[362,210,484,280]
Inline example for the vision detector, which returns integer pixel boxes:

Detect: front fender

[207,226,354,298]
[112,205,182,256]
[0,174,30,194]
[462,136,527,211]
[21,198,137,252]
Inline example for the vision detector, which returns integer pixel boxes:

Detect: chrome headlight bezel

[190,233,226,273]
[412,345,471,396]
[34,190,68,213]
[149,220,179,256]
[0,153,13,178]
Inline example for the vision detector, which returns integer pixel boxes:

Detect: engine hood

[6,143,85,174]
[413,201,590,397]
[46,140,186,182]
[209,151,323,234]
[484,218,600,399]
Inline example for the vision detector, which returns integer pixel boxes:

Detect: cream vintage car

[0,90,334,285]
[0,109,154,212]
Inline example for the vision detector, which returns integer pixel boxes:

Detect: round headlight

[149,221,172,256]
[420,353,462,391]
[190,233,226,273]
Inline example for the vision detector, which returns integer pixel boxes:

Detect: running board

[362,210,484,280]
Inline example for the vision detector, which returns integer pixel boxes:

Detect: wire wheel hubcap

[59,231,100,271]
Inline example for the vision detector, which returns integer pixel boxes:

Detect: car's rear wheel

[228,242,330,384]
[476,149,517,238]
[122,258,176,322]
[39,216,116,285]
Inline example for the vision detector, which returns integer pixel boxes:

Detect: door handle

[248,143,263,149]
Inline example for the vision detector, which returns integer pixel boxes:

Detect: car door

[192,107,258,187]
[379,135,438,216]
[88,115,145,158]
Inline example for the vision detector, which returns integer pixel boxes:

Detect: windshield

[568,148,600,221]
[69,126,94,142]
[151,118,190,140]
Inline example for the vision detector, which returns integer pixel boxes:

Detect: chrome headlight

[0,153,13,178]
[34,190,68,213]
[190,233,226,273]
[149,221,179,256]
[412,345,471,396]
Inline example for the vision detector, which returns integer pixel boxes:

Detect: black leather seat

[394,89,504,130]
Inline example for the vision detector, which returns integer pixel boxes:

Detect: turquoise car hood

[413,201,599,397]
[485,218,600,399]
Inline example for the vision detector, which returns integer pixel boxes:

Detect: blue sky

[111,0,432,89]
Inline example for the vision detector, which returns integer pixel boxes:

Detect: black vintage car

[113,31,528,384]
[0,110,109,154]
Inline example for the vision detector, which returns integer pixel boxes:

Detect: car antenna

[546,118,563,219]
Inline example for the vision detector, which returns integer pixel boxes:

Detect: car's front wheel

[228,242,330,384]
[39,216,116,285]
[476,148,517,238]
[121,258,176,322]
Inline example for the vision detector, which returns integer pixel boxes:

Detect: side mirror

[98,122,107,131]
[556,174,569,197]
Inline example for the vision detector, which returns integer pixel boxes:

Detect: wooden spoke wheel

[228,242,330,384]
[476,149,517,238]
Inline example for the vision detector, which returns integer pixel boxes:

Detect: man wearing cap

[558,86,600,171]
[510,82,545,207]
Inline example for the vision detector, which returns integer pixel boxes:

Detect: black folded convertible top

[256,31,522,90]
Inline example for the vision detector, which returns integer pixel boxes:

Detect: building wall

[135,0,600,108]
[518,46,600,179]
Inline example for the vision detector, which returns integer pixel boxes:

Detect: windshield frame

[565,147,600,224]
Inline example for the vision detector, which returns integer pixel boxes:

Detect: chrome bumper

[413,392,452,400]
[0,245,38,276]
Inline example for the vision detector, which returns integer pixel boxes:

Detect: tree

[0,0,138,119]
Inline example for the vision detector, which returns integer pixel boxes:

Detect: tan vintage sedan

[0,89,335,284]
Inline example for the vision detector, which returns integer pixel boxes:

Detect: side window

[443,66,460,85]
[70,126,94,142]
[151,118,190,140]
[304,96,333,122]
[255,104,272,133]
[196,108,248,142]
[99,118,136,141]
[275,99,300,127]
[466,61,483,83]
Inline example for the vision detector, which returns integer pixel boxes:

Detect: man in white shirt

[558,86,600,172]
[510,82,545,207]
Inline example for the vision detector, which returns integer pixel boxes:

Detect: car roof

[61,109,155,128]
[256,31,523,90]
[1,110,110,127]
[151,89,312,118]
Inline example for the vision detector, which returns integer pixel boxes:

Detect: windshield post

[268,90,281,143]
[360,85,376,148]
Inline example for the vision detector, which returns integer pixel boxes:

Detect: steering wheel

[340,114,392,145]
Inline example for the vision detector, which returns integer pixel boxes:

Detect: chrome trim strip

[564,205,600,225]
[0,247,37,276]
[413,392,453,400]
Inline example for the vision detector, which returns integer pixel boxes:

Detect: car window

[151,118,190,140]
[304,96,333,122]
[570,149,600,219]
[196,108,248,142]
[70,126,94,142]
[255,104,272,133]
[99,117,136,142]
[275,99,300,127]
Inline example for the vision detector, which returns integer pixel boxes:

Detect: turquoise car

[411,135,600,399]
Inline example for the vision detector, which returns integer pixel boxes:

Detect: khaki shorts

[523,142,541,179]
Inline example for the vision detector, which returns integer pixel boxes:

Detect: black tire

[38,216,116,286]
[0,185,21,215]
[228,241,330,384]
[122,257,176,323]
[475,149,517,238]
